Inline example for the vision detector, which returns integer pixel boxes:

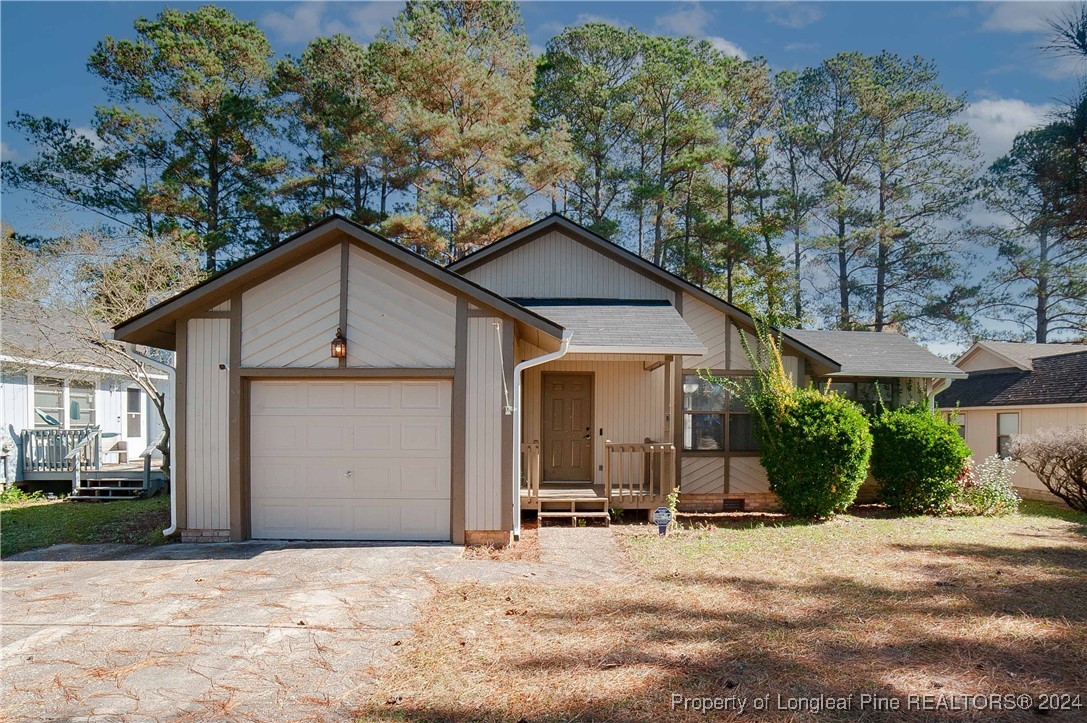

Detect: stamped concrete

[1,529,631,722]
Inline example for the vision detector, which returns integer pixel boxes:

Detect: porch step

[537,510,611,527]
[70,482,146,501]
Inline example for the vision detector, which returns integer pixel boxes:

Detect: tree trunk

[874,163,889,331]
[1036,229,1050,343]
[793,226,803,322]
[205,140,221,272]
[838,214,850,329]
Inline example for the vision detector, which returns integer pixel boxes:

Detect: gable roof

[114,216,564,350]
[957,340,1087,371]
[784,330,967,379]
[448,213,841,370]
[513,299,707,355]
[937,350,1087,407]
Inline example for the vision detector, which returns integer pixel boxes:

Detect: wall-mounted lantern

[330,328,347,360]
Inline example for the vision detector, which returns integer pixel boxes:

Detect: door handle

[583,434,591,440]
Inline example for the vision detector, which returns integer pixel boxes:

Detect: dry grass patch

[359,502,1087,722]
[462,522,541,562]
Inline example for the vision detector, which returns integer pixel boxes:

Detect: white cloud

[980,2,1067,33]
[261,2,329,45]
[707,37,747,59]
[73,126,104,150]
[760,2,824,29]
[655,2,747,59]
[261,2,401,45]
[0,141,19,162]
[959,97,1059,165]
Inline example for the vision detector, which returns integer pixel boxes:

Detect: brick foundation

[180,529,230,543]
[464,529,512,547]
[677,492,781,513]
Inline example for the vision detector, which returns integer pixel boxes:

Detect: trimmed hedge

[871,406,971,514]
[754,387,873,519]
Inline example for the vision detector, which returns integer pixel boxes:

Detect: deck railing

[604,440,676,504]
[22,427,101,473]
[521,440,542,501]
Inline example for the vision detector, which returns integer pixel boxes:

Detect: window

[69,381,96,428]
[945,411,966,439]
[32,378,97,429]
[997,413,1019,458]
[824,380,895,415]
[682,374,758,453]
[33,378,63,428]
[126,388,142,437]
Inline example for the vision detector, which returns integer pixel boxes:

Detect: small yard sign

[653,506,673,536]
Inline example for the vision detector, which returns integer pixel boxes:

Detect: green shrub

[754,387,873,518]
[0,486,44,505]
[953,455,1021,516]
[708,320,873,519]
[871,406,971,514]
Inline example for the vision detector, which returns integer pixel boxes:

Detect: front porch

[520,440,677,524]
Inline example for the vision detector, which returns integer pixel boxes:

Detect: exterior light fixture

[683,382,700,395]
[330,328,347,360]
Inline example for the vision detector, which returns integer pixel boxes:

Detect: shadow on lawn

[364,524,1087,721]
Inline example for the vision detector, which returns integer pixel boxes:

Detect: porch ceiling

[513,298,708,356]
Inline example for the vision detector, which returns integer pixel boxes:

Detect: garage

[249,379,452,541]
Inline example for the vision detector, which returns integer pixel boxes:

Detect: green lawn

[0,495,173,557]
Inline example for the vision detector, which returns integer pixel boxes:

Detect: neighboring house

[114,214,964,545]
[0,308,169,489]
[937,341,1087,501]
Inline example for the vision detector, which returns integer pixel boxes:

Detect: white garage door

[250,379,451,541]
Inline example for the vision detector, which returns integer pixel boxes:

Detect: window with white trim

[32,377,97,429]
[997,412,1019,458]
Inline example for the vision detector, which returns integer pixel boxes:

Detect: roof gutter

[511,330,573,540]
[125,344,177,537]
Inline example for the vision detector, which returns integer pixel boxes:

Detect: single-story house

[1,306,169,489]
[114,214,964,545]
[937,340,1087,501]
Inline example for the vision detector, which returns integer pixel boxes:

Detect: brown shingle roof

[937,350,1087,407]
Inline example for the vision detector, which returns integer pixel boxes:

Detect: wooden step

[537,510,611,527]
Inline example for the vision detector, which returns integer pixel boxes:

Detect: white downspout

[511,330,572,540]
[930,377,954,412]
[125,344,177,537]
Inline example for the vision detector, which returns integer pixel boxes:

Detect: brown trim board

[228,293,245,541]
[174,318,188,531]
[500,317,514,532]
[451,298,468,544]
[238,366,455,379]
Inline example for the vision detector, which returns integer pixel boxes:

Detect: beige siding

[681,457,725,494]
[522,354,667,485]
[210,301,230,312]
[729,457,771,493]
[241,246,340,368]
[461,229,673,301]
[951,404,1087,492]
[682,294,728,369]
[729,324,754,370]
[465,317,506,531]
[346,245,456,367]
[958,348,1017,372]
[186,318,230,530]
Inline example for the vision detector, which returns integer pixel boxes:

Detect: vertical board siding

[956,404,1087,492]
[210,301,230,313]
[347,245,456,367]
[241,247,340,368]
[461,230,674,301]
[522,356,667,485]
[465,317,505,530]
[682,294,729,369]
[680,456,726,494]
[729,457,771,493]
[186,318,230,530]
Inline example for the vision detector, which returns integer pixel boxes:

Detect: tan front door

[541,373,593,481]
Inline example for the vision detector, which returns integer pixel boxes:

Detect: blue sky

[2,1,1082,234]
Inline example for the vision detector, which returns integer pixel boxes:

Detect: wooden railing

[22,427,101,473]
[604,440,676,504]
[521,440,541,501]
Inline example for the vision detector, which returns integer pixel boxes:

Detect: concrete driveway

[1,542,465,722]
